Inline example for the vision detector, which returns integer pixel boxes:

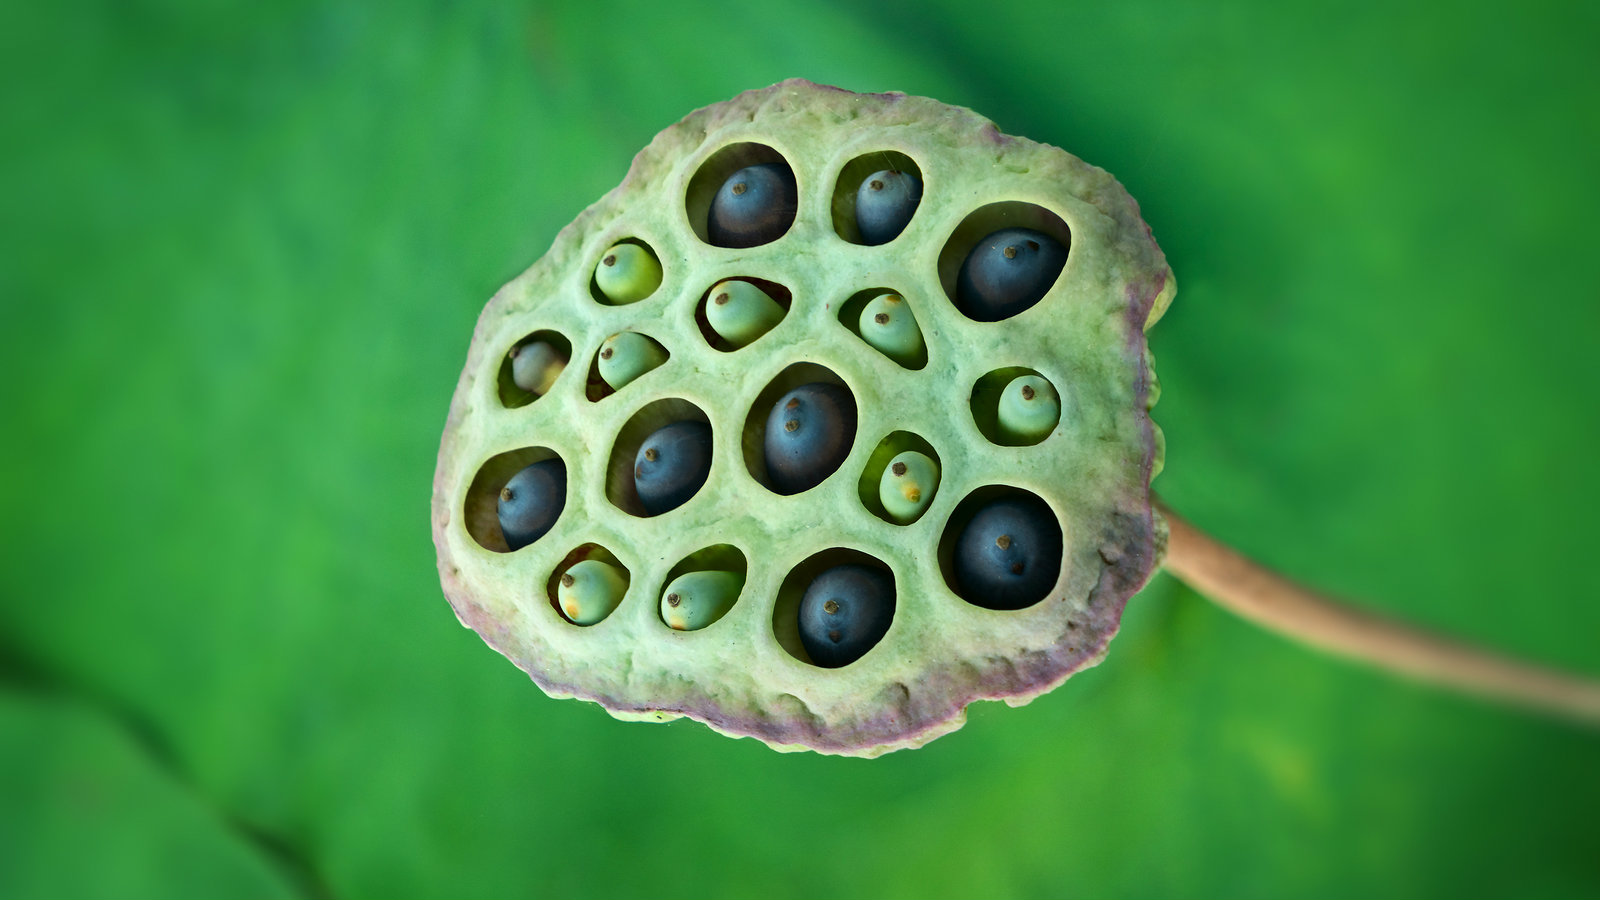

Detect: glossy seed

[594,242,663,304]
[706,280,785,348]
[660,569,743,631]
[706,163,797,248]
[997,374,1061,444]
[855,169,922,245]
[633,420,713,515]
[798,564,895,667]
[952,493,1063,610]
[857,293,925,366]
[878,450,940,524]
[496,458,566,550]
[509,340,567,395]
[597,332,668,391]
[763,382,857,495]
[955,227,1068,321]
[557,559,628,625]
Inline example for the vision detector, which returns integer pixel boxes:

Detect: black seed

[855,169,922,245]
[891,461,907,476]
[952,492,1063,610]
[799,564,895,668]
[633,420,713,516]
[955,227,1068,322]
[497,458,567,551]
[707,163,797,248]
[763,382,856,495]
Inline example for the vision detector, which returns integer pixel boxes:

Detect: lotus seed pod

[997,375,1061,445]
[878,451,940,525]
[557,559,628,625]
[660,569,743,631]
[857,293,924,366]
[598,332,668,391]
[509,341,566,395]
[706,279,785,348]
[594,242,662,304]
[434,80,1174,756]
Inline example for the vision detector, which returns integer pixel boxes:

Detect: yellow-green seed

[858,293,924,366]
[878,450,940,524]
[595,242,663,304]
[660,570,743,631]
[597,332,668,390]
[997,375,1061,444]
[557,559,628,625]
[510,341,566,395]
[705,280,784,348]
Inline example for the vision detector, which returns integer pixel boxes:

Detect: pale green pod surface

[660,570,743,632]
[435,81,1174,757]
[878,451,940,524]
[858,293,924,366]
[510,341,566,395]
[997,375,1061,445]
[598,332,668,391]
[706,279,784,347]
[595,242,663,304]
[557,559,628,625]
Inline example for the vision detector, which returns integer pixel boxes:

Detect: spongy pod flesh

[432,80,1173,757]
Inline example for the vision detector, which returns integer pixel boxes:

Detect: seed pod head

[594,242,662,304]
[434,81,1174,757]
[857,293,925,367]
[997,375,1061,445]
[598,332,668,391]
[509,341,566,395]
[706,280,785,348]
[661,570,743,631]
[557,559,629,625]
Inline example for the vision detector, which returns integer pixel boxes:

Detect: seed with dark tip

[707,163,797,248]
[798,564,895,668]
[715,292,729,305]
[633,420,713,515]
[855,169,923,245]
[955,227,1069,322]
[874,312,889,324]
[561,573,575,588]
[1021,385,1035,400]
[603,254,617,266]
[891,462,907,476]
[600,347,613,359]
[496,458,567,551]
[952,492,1063,610]
[666,592,680,607]
[764,382,856,495]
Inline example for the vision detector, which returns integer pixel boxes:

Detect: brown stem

[1156,498,1600,727]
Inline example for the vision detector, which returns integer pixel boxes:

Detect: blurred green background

[3,1,1598,897]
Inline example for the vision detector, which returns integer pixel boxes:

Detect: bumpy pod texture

[432,80,1175,756]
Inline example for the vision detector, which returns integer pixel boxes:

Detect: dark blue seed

[953,493,1063,610]
[497,458,566,550]
[855,169,922,245]
[707,163,798,248]
[763,382,856,495]
[799,564,895,668]
[955,227,1068,322]
[634,420,713,515]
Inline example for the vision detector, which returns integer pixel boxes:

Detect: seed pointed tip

[644,448,658,462]
[499,487,514,502]
[1021,385,1035,401]
[873,312,889,325]
[561,573,575,588]
[602,254,616,267]
[600,347,613,359]
[823,599,840,614]
[1003,246,1018,259]
[784,419,799,432]
[714,292,729,305]
[996,534,1012,550]
[666,592,681,607]
[891,462,907,476]
[732,182,747,195]
[869,179,884,191]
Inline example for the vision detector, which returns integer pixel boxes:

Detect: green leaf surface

[2,0,1596,897]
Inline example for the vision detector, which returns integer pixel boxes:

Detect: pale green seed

[858,293,924,366]
[878,450,940,524]
[660,570,743,631]
[597,332,667,391]
[997,375,1061,444]
[595,242,663,304]
[557,559,628,625]
[510,340,566,395]
[706,280,784,348]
